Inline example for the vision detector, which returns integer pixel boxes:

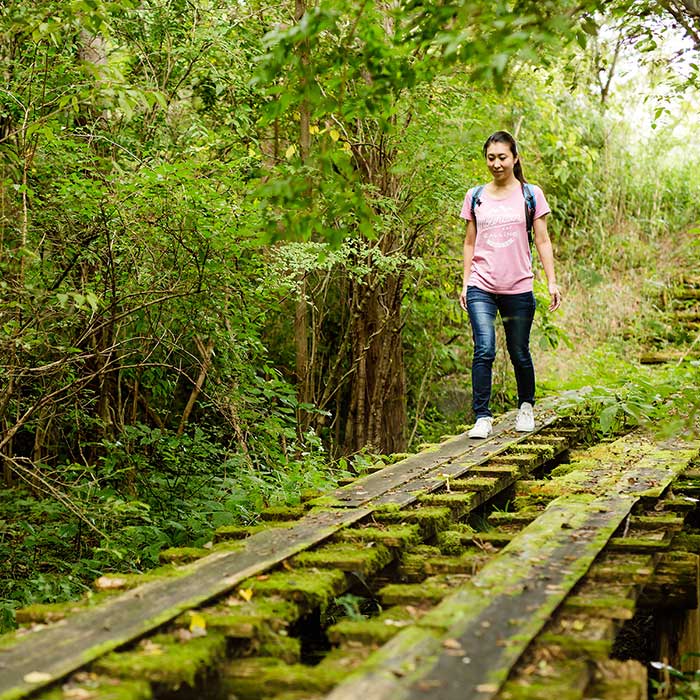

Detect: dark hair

[483,130,526,185]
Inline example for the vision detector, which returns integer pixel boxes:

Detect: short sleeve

[460,188,475,220]
[532,184,551,219]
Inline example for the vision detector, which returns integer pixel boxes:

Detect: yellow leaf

[239,588,254,602]
[342,141,352,153]
[309,125,320,135]
[329,129,340,142]
[248,146,257,157]
[189,612,207,634]
[285,144,297,159]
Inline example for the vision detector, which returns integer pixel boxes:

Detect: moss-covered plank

[92,632,227,690]
[365,408,569,509]
[331,524,422,550]
[638,551,699,609]
[220,647,370,700]
[327,492,633,700]
[327,605,425,647]
[240,568,348,615]
[379,574,474,606]
[326,437,691,700]
[0,505,373,700]
[292,542,393,577]
[213,521,293,543]
[34,678,153,700]
[173,597,302,639]
[374,506,453,539]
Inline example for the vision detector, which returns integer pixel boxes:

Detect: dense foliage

[1,0,699,630]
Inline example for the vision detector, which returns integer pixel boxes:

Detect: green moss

[564,595,635,619]
[260,505,308,521]
[436,528,469,555]
[397,544,441,580]
[499,679,586,700]
[489,454,541,466]
[416,442,438,451]
[417,493,475,518]
[379,573,472,606]
[333,523,422,550]
[671,532,700,552]
[608,537,670,553]
[174,597,301,639]
[386,452,411,464]
[292,542,393,577]
[221,648,369,700]
[538,633,612,659]
[399,542,489,579]
[213,522,293,542]
[509,443,556,458]
[241,568,347,615]
[306,495,345,508]
[375,506,453,538]
[630,514,685,530]
[14,599,93,624]
[158,546,210,564]
[470,464,522,479]
[487,509,540,527]
[257,633,301,663]
[300,488,323,502]
[549,462,581,478]
[34,678,153,700]
[92,564,187,592]
[327,605,419,646]
[373,503,402,514]
[449,477,500,493]
[93,633,227,690]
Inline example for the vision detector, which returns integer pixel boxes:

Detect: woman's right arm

[459,219,476,311]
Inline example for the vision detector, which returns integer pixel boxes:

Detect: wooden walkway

[0,401,698,700]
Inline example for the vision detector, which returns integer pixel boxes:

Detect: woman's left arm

[533,215,562,311]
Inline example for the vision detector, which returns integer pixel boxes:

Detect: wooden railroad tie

[0,413,698,700]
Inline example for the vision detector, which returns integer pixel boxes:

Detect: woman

[459,130,561,439]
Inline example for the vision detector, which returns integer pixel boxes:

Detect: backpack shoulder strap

[522,183,536,245]
[470,185,486,232]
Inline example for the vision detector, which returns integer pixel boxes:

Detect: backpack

[470,183,537,245]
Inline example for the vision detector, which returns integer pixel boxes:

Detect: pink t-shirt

[460,184,550,294]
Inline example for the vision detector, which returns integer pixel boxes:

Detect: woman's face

[485,141,518,183]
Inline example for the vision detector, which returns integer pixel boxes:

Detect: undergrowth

[0,427,351,633]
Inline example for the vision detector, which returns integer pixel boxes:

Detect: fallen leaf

[23,672,52,684]
[93,576,128,590]
[239,588,254,602]
[139,640,163,655]
[63,690,95,700]
[189,611,207,636]
[442,638,463,650]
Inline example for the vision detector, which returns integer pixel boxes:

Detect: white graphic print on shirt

[479,202,523,249]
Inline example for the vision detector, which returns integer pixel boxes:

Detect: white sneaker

[515,402,535,432]
[468,416,493,439]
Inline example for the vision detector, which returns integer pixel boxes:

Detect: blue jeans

[466,286,536,419]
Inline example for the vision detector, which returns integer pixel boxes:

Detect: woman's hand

[459,287,468,311]
[548,282,562,311]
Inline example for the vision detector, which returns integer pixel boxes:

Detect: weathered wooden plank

[318,394,583,509]
[324,493,633,700]
[371,413,563,508]
[0,394,590,700]
[316,410,527,508]
[324,437,696,700]
[0,507,372,700]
